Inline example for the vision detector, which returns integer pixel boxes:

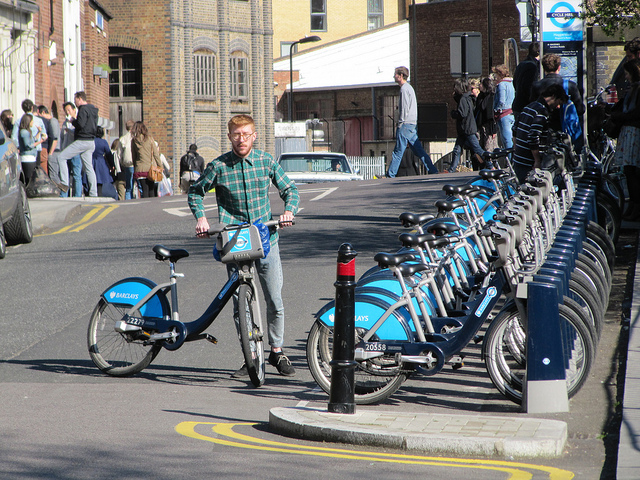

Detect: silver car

[278,152,364,184]
[0,125,33,258]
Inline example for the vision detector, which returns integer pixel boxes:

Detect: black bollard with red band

[328,243,358,414]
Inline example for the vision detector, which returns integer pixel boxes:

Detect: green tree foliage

[584,0,640,37]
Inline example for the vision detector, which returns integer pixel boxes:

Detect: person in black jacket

[449,78,487,173]
[611,59,640,221]
[179,144,205,193]
[512,43,540,120]
[55,91,99,196]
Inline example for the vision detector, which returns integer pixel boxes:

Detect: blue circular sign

[549,2,578,29]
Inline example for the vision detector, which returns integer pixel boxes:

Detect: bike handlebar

[206,219,295,236]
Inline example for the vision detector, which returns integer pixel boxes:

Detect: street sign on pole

[450,32,482,78]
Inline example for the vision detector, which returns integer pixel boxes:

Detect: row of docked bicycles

[306,133,619,405]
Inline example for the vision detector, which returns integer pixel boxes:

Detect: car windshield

[279,155,352,174]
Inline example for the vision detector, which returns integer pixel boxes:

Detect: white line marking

[310,187,338,201]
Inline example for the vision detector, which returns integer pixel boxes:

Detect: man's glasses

[229,132,255,141]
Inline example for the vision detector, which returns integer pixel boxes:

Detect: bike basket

[214,224,266,263]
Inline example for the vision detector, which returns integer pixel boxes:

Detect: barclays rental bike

[87,220,286,387]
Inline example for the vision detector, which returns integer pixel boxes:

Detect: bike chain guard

[161,320,188,351]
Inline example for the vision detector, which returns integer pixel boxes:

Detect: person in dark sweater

[55,91,99,196]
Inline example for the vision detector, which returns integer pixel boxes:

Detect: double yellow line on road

[36,203,119,236]
[175,422,574,480]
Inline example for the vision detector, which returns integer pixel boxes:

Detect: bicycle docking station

[523,173,599,413]
[328,243,358,414]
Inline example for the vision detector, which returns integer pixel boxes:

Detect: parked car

[278,152,364,184]
[0,125,33,258]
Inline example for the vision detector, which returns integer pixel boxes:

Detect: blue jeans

[388,123,438,177]
[59,156,83,198]
[228,241,285,349]
[124,167,134,199]
[497,114,515,150]
[450,134,485,172]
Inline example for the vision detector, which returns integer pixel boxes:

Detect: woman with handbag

[611,58,640,221]
[131,121,162,198]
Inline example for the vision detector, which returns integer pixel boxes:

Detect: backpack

[561,79,582,145]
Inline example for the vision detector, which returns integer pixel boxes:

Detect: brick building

[271,0,427,58]
[101,0,275,170]
[411,0,521,138]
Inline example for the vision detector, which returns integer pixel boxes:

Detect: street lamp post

[288,35,321,121]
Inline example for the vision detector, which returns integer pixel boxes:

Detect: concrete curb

[269,406,568,458]
[29,197,114,234]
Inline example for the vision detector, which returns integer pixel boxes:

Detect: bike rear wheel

[238,283,265,387]
[306,320,409,405]
[87,299,161,376]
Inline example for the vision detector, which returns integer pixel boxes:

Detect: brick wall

[82,1,111,123]
[33,0,66,121]
[412,0,520,137]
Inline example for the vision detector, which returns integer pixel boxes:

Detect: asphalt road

[0,174,619,479]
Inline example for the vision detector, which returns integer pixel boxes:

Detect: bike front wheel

[482,301,594,404]
[306,320,409,405]
[87,299,162,376]
[238,284,265,387]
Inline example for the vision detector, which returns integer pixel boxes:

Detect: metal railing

[347,156,386,179]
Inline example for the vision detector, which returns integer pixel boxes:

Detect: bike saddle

[434,198,466,213]
[478,169,508,180]
[398,232,436,248]
[153,245,190,263]
[483,148,513,159]
[396,262,430,277]
[424,221,460,235]
[398,212,435,227]
[373,252,416,268]
[442,184,478,196]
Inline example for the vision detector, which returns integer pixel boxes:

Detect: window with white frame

[311,0,326,31]
[194,50,216,99]
[95,11,104,30]
[230,52,248,100]
[367,0,383,30]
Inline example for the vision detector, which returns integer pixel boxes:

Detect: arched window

[194,49,216,99]
[230,51,248,100]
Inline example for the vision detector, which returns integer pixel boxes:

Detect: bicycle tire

[306,320,409,405]
[238,283,265,387]
[575,254,609,307]
[601,174,625,212]
[87,298,162,376]
[587,222,615,272]
[596,191,621,245]
[483,300,595,405]
[580,239,612,290]
[569,274,604,342]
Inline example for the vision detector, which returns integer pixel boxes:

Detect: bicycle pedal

[448,355,465,369]
[196,333,218,344]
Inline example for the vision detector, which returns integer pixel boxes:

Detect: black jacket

[451,93,477,136]
[512,56,540,113]
[73,103,98,140]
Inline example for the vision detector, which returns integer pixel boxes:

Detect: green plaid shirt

[187,148,299,241]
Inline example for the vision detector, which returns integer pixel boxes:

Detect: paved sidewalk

[270,406,568,458]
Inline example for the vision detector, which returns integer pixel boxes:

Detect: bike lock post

[328,243,358,414]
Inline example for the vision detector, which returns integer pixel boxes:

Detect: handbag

[147,163,163,182]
